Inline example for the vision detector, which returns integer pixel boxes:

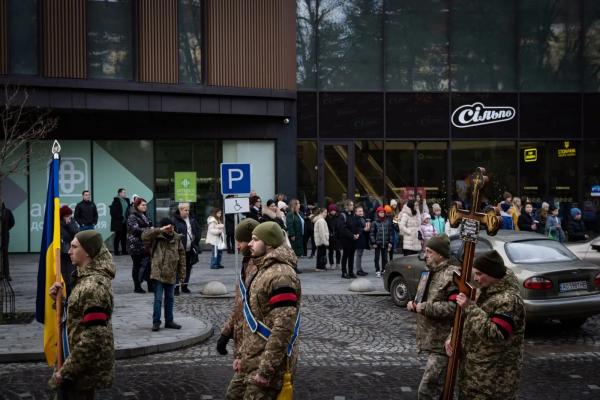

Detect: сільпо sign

[175,172,196,202]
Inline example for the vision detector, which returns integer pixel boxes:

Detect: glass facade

[8,0,38,75]
[178,0,203,83]
[87,0,133,80]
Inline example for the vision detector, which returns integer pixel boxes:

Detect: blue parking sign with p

[221,163,251,195]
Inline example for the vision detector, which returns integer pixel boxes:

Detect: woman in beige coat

[399,200,421,256]
[313,208,329,271]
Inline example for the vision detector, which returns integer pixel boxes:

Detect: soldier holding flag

[445,250,525,399]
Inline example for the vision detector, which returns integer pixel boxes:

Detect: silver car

[383,230,600,327]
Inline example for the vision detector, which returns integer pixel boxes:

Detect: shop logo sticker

[451,102,515,128]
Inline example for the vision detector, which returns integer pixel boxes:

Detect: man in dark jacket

[568,207,589,242]
[74,190,98,231]
[338,200,360,279]
[109,188,130,255]
[1,202,15,279]
[173,203,201,294]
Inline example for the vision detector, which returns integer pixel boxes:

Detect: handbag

[217,233,227,250]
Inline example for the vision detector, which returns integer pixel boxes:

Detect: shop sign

[592,185,600,197]
[523,148,537,162]
[451,102,515,128]
[175,171,197,202]
[557,141,576,158]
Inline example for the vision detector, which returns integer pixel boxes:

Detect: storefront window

[520,141,547,204]
[519,0,581,92]
[417,142,447,208]
[584,0,600,92]
[355,140,384,213]
[8,0,38,75]
[297,141,318,205]
[548,141,578,208]
[178,0,202,83]
[323,143,350,203]
[451,141,516,209]
[385,142,414,201]
[154,140,221,227]
[583,141,600,231]
[317,0,383,90]
[297,0,317,89]
[87,0,133,80]
[384,0,449,91]
[451,0,516,91]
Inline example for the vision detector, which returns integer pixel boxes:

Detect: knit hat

[425,234,450,259]
[500,203,511,213]
[570,207,581,218]
[422,212,431,221]
[390,199,398,207]
[252,221,285,248]
[235,218,260,243]
[59,205,73,218]
[75,230,104,259]
[278,201,288,210]
[327,204,338,213]
[376,206,385,214]
[473,250,506,279]
[159,217,173,227]
[384,205,393,214]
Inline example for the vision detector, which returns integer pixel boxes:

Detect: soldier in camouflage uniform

[220,219,260,393]
[49,230,115,399]
[226,221,301,400]
[142,218,187,331]
[406,235,460,400]
[446,250,525,400]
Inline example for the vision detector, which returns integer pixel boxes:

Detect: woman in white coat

[206,208,225,269]
[313,208,329,271]
[399,200,421,256]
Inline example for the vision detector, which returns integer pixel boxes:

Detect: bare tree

[1,85,57,282]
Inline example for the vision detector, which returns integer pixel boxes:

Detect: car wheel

[560,317,588,328]
[390,275,411,307]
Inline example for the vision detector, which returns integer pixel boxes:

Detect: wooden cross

[441,167,501,400]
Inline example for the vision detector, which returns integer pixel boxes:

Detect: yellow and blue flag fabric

[35,154,65,366]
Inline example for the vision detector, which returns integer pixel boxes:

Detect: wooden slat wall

[206,0,296,90]
[0,0,7,75]
[43,0,86,78]
[138,0,178,84]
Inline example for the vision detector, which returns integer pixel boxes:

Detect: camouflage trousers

[225,372,280,400]
[418,352,448,400]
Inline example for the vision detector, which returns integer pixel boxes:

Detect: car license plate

[559,281,588,292]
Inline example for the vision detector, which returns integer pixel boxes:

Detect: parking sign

[221,163,251,195]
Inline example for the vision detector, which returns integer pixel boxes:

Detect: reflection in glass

[297,141,318,205]
[451,141,516,209]
[354,141,384,208]
[519,0,581,91]
[385,142,414,201]
[297,0,317,89]
[584,0,600,92]
[548,141,578,206]
[178,0,202,83]
[323,144,349,203]
[385,0,448,91]
[417,142,447,207]
[8,0,38,74]
[451,0,516,91]
[520,142,546,204]
[87,0,133,80]
[154,141,221,227]
[318,0,383,90]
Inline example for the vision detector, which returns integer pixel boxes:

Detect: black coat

[127,212,153,256]
[326,214,340,250]
[109,196,130,231]
[338,211,360,244]
[370,218,393,246]
[517,212,536,232]
[74,200,98,226]
[173,212,201,251]
[567,219,587,242]
[260,213,286,230]
[355,216,370,250]
[225,213,235,235]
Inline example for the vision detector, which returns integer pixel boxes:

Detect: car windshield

[504,240,578,264]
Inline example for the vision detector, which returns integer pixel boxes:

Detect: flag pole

[52,141,63,369]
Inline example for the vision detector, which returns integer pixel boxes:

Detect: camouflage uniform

[221,249,259,357]
[142,228,187,284]
[458,269,525,400]
[226,246,300,400]
[415,259,460,400]
[50,247,116,398]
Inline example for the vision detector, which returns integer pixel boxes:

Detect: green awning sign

[175,172,197,202]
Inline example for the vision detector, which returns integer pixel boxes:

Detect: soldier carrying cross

[442,167,526,400]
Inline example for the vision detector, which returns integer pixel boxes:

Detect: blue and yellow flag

[35,153,64,366]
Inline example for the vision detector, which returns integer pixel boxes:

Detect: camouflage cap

[75,230,104,259]
[252,221,285,248]
[235,218,260,243]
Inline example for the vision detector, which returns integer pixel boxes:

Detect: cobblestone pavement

[2,295,600,400]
